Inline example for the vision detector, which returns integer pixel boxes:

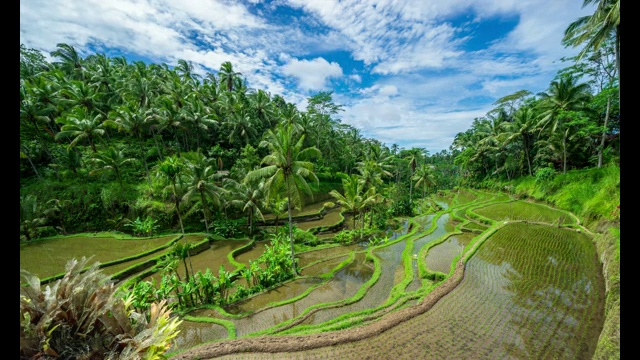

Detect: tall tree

[245,124,321,276]
[218,61,241,92]
[156,156,186,234]
[182,151,226,234]
[55,108,107,153]
[225,178,265,236]
[329,174,367,230]
[105,104,157,188]
[50,43,85,80]
[563,0,620,82]
[88,147,135,188]
[503,105,539,176]
[537,75,592,173]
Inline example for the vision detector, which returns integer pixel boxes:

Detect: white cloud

[281,57,343,91]
[20,0,597,153]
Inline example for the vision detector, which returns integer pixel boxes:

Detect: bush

[535,167,556,183]
[20,257,181,359]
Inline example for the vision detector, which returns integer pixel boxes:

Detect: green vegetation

[20,2,620,357]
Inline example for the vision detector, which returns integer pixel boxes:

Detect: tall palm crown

[563,0,620,76]
[218,61,242,92]
[182,151,226,233]
[245,123,321,276]
[537,75,592,134]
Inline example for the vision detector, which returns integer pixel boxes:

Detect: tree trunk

[286,180,297,276]
[597,96,611,168]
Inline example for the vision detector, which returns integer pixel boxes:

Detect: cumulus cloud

[20,0,595,153]
[281,57,344,91]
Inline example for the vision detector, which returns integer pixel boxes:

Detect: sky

[20,0,596,155]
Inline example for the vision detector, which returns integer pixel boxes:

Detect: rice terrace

[21,188,615,359]
[20,1,620,357]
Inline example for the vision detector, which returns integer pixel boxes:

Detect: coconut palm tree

[563,0,620,80]
[245,123,321,276]
[43,198,72,235]
[20,195,46,242]
[50,43,85,80]
[224,178,266,236]
[156,156,186,234]
[88,147,136,188]
[503,105,539,176]
[105,104,157,187]
[536,75,593,173]
[55,108,107,153]
[412,164,436,199]
[218,61,241,92]
[329,174,366,230]
[182,151,226,234]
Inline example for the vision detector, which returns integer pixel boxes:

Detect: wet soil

[169,260,465,359]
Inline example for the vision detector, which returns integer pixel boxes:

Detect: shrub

[535,167,556,183]
[20,257,182,359]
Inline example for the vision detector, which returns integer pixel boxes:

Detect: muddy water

[286,223,605,360]
[142,239,250,285]
[294,206,343,231]
[404,214,451,292]
[424,232,475,274]
[168,321,228,354]
[169,205,451,349]
[171,255,374,351]
[297,243,364,268]
[294,230,413,328]
[262,200,326,220]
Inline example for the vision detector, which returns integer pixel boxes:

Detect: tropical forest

[20,1,620,359]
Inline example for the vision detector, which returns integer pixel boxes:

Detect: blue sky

[20,0,595,155]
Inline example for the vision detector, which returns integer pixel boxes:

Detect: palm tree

[50,43,85,80]
[245,123,321,276]
[175,59,201,85]
[503,106,539,176]
[218,61,241,92]
[20,195,46,242]
[156,156,186,234]
[105,104,157,187]
[249,89,276,129]
[412,164,436,199]
[182,151,226,234]
[224,178,265,236]
[329,174,366,230]
[537,75,592,173]
[563,0,620,81]
[403,147,426,204]
[226,106,257,147]
[88,147,135,188]
[266,191,288,234]
[180,97,218,151]
[478,109,509,177]
[58,80,105,116]
[43,198,72,235]
[55,108,107,153]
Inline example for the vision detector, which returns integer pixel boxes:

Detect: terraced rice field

[19,190,606,360]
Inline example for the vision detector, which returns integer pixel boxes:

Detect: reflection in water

[168,321,228,353]
[405,214,450,292]
[287,223,604,360]
[142,239,250,285]
[295,206,344,231]
[171,254,374,352]
[425,232,474,274]
[384,223,604,359]
[168,198,605,360]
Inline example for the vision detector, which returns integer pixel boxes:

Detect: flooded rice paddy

[20,191,606,359]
